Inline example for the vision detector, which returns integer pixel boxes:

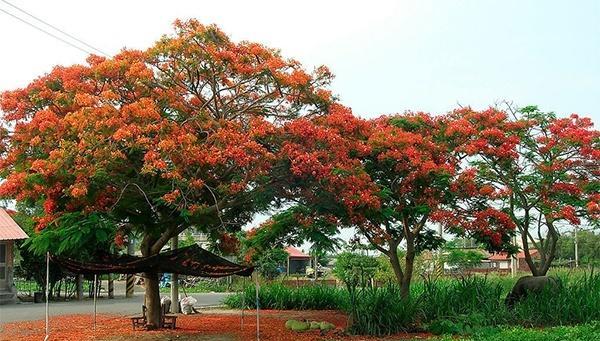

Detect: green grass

[224,283,347,310]
[225,270,600,337]
[435,322,600,340]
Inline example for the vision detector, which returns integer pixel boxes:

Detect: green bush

[344,283,419,336]
[509,272,600,326]
[420,276,505,326]
[224,283,347,310]
[225,271,600,337]
[332,252,379,286]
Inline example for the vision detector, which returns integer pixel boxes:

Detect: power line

[0,8,92,55]
[0,0,108,56]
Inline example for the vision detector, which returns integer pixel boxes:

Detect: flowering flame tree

[248,105,517,297]
[456,105,599,275]
[0,19,332,328]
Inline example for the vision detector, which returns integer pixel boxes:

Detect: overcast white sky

[1,0,598,250]
[1,0,599,123]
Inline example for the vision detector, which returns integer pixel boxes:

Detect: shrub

[420,275,505,326]
[344,283,420,336]
[332,252,378,286]
[224,283,347,310]
[510,272,600,326]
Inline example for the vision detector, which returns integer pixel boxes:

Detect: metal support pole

[241,277,246,330]
[44,252,49,341]
[170,235,180,313]
[255,273,260,341]
[93,274,98,331]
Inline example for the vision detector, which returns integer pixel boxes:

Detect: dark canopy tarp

[51,244,254,277]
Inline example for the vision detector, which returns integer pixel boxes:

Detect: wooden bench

[161,302,177,329]
[130,305,147,330]
[130,304,177,329]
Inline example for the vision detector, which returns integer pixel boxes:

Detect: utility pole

[436,224,444,277]
[170,235,180,313]
[510,235,517,278]
[125,239,135,298]
[574,225,579,268]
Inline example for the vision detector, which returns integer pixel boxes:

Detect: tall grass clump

[420,275,505,326]
[510,271,600,326]
[224,283,347,310]
[344,283,420,336]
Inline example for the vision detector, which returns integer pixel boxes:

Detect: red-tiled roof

[489,249,539,261]
[285,246,310,258]
[0,208,28,240]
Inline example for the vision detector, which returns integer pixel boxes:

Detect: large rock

[505,275,559,307]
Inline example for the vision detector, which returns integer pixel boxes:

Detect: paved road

[0,292,232,323]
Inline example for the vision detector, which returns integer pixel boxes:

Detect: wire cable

[0,8,93,55]
[0,0,108,56]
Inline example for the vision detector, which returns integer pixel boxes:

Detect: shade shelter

[53,244,254,277]
[0,207,28,304]
[48,245,260,339]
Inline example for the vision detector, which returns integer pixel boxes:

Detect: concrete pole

[126,239,135,298]
[170,235,180,313]
[511,235,518,278]
[436,224,444,277]
[574,225,579,268]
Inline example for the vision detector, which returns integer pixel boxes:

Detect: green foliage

[345,283,419,336]
[226,270,600,337]
[556,230,600,266]
[255,248,288,280]
[420,276,505,326]
[415,229,445,253]
[224,283,347,310]
[444,248,487,270]
[332,252,378,286]
[508,272,600,326]
[24,212,116,258]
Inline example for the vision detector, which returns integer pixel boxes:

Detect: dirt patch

[100,333,237,341]
[0,310,434,341]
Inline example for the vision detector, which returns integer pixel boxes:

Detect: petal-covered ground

[0,310,433,340]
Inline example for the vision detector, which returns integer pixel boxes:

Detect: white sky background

[1,0,599,251]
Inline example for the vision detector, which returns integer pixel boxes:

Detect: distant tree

[332,251,378,286]
[253,248,288,280]
[273,106,516,297]
[444,248,486,270]
[244,106,516,298]
[458,105,600,276]
[556,230,600,266]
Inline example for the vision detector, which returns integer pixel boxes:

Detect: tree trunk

[388,243,403,285]
[144,272,161,329]
[76,274,84,300]
[400,236,416,299]
[521,215,560,277]
[170,235,180,313]
[140,232,163,329]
